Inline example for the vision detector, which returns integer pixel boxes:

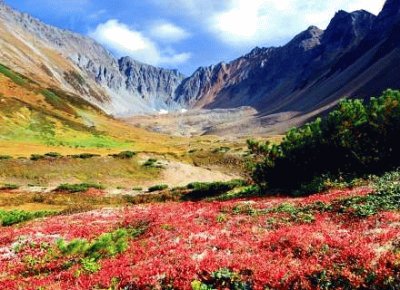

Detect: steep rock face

[118,57,184,110]
[0,1,184,115]
[175,10,375,114]
[173,6,400,134]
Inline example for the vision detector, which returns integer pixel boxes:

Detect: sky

[6,0,385,75]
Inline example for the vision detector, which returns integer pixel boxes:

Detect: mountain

[0,1,184,116]
[173,8,385,133]
[1,0,400,136]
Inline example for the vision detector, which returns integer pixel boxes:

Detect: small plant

[55,183,105,193]
[44,152,62,158]
[192,268,253,290]
[55,226,147,272]
[212,146,231,153]
[30,154,45,161]
[148,184,168,192]
[0,183,19,190]
[142,158,156,166]
[184,180,248,200]
[70,153,100,159]
[0,155,12,160]
[0,210,56,226]
[132,187,143,191]
[109,151,136,159]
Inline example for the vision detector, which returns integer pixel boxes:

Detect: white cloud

[152,0,385,48]
[209,0,385,47]
[89,19,191,66]
[150,22,190,43]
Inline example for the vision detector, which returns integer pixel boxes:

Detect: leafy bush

[192,268,253,290]
[70,153,100,159]
[212,146,231,153]
[0,155,12,160]
[56,226,146,273]
[148,184,168,192]
[57,229,129,260]
[0,63,28,86]
[183,180,248,200]
[44,152,62,158]
[109,151,136,159]
[30,154,45,161]
[0,210,55,226]
[345,170,400,217]
[250,90,400,193]
[143,158,160,168]
[0,183,19,190]
[55,183,105,193]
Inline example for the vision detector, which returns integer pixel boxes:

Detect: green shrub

[250,90,400,193]
[70,153,100,159]
[44,152,62,158]
[30,154,45,161]
[143,158,158,167]
[212,146,231,154]
[0,63,28,86]
[0,183,19,190]
[192,268,253,290]
[56,225,147,272]
[0,155,12,160]
[148,184,168,192]
[55,183,105,193]
[0,210,56,226]
[109,151,136,159]
[184,180,248,200]
[132,187,143,191]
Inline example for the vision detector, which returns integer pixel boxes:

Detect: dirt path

[155,160,240,188]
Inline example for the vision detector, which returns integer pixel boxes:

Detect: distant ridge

[1,0,400,135]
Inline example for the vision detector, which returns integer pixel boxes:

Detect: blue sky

[6,0,385,75]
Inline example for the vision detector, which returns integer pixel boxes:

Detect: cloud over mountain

[90,19,191,66]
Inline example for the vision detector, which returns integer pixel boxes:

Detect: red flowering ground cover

[0,187,399,289]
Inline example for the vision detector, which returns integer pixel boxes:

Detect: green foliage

[0,210,56,226]
[345,171,400,217]
[0,183,19,190]
[0,63,28,86]
[250,90,400,193]
[56,226,146,272]
[57,229,129,261]
[70,153,100,159]
[0,155,12,160]
[55,183,105,193]
[212,146,231,153]
[192,268,253,290]
[109,151,136,159]
[44,152,63,158]
[30,154,45,161]
[40,89,76,115]
[143,158,163,168]
[80,257,101,273]
[148,184,168,192]
[183,180,248,200]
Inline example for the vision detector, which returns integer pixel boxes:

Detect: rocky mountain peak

[380,0,400,16]
[287,25,324,51]
[323,9,375,49]
[374,0,400,30]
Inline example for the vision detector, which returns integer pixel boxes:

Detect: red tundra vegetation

[0,187,399,289]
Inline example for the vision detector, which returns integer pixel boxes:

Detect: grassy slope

[0,63,257,188]
[0,64,187,156]
[0,64,255,158]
